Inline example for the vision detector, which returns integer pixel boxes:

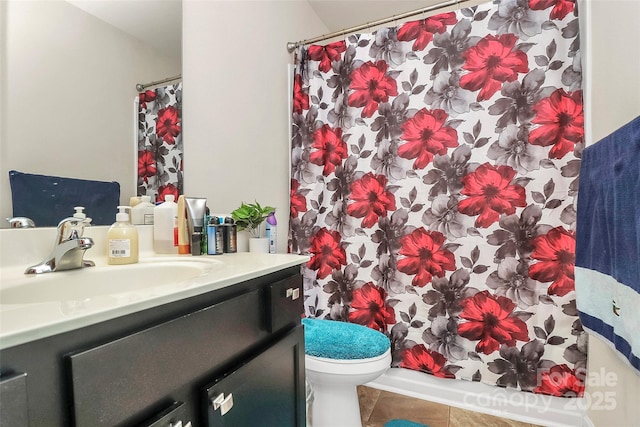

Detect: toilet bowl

[302,318,392,427]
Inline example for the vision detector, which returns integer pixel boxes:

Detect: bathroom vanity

[0,246,308,427]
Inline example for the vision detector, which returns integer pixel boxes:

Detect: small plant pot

[249,237,269,253]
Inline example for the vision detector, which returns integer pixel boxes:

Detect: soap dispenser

[73,206,89,221]
[107,206,139,265]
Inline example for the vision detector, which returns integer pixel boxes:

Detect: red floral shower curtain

[290,0,586,397]
[137,82,183,202]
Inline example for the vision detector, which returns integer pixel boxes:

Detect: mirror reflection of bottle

[131,195,155,225]
[223,217,237,253]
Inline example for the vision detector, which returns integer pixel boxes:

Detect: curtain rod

[136,74,182,92]
[287,0,471,52]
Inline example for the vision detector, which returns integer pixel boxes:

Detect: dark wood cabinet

[0,372,29,426]
[203,326,305,427]
[0,265,305,427]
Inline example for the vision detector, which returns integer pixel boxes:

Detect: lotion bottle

[107,206,139,265]
[153,194,178,254]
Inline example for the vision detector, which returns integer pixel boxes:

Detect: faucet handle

[57,216,91,228]
[56,218,85,243]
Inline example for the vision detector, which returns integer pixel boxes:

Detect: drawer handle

[285,287,300,300]
[211,392,234,416]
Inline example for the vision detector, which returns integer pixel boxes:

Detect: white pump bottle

[107,206,139,265]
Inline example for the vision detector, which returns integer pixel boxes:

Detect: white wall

[587,1,640,142]
[0,0,180,225]
[182,0,328,252]
[583,1,640,426]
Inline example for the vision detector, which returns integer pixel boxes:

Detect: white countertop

[0,252,308,350]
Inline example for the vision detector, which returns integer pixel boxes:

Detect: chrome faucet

[25,209,95,274]
[6,217,36,228]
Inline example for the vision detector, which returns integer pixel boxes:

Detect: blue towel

[575,116,640,372]
[302,318,390,360]
[384,421,429,427]
[9,170,120,227]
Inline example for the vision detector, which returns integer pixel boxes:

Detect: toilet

[302,318,392,427]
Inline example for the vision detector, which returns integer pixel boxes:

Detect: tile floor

[358,386,541,427]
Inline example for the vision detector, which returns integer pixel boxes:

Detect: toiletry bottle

[72,206,89,222]
[266,211,277,254]
[107,206,139,265]
[177,195,191,254]
[202,207,210,255]
[153,194,178,254]
[129,196,141,208]
[207,216,224,255]
[223,217,237,253]
[185,197,208,254]
[73,206,87,219]
[69,206,91,236]
[191,228,203,256]
[131,195,155,225]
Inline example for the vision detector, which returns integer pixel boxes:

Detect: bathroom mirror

[0,0,182,227]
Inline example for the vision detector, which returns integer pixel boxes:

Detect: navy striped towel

[575,116,640,372]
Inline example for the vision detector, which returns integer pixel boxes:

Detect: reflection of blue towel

[9,170,120,226]
[575,116,640,372]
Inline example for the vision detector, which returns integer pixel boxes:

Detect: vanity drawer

[266,274,303,333]
[68,289,265,427]
[140,401,189,427]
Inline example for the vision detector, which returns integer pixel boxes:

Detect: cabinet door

[203,325,305,427]
[0,373,28,427]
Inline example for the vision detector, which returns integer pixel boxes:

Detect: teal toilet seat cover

[302,318,391,360]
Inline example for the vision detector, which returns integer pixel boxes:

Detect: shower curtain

[290,0,586,398]
[137,82,183,201]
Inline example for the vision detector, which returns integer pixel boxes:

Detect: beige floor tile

[364,389,450,427]
[358,386,382,424]
[449,406,533,427]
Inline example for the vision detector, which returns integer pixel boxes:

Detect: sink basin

[0,259,216,305]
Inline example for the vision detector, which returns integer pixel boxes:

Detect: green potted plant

[231,201,275,252]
